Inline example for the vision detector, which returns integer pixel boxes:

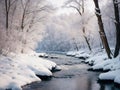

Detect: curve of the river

[23,54,119,90]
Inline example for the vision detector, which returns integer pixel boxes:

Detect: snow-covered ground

[66,49,120,85]
[98,56,120,84]
[0,48,120,90]
[0,53,61,90]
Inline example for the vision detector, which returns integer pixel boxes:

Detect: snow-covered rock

[75,53,90,60]
[66,50,90,60]
[35,52,49,58]
[99,70,120,80]
[66,51,78,56]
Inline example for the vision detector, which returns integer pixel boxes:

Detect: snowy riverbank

[0,53,61,90]
[66,49,120,85]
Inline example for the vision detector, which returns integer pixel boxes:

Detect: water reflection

[23,77,120,90]
[23,75,99,90]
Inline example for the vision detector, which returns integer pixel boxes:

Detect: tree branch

[67,5,82,15]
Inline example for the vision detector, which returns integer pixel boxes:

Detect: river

[22,54,119,90]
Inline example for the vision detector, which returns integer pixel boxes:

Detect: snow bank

[67,49,120,85]
[66,50,90,60]
[92,59,111,70]
[75,53,90,59]
[0,53,59,90]
[99,70,120,80]
[81,49,120,85]
[66,51,78,56]
[95,56,120,84]
[85,52,107,65]
[91,56,120,70]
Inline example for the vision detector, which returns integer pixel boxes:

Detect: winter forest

[0,0,120,90]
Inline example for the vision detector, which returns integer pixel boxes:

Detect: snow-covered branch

[95,11,101,16]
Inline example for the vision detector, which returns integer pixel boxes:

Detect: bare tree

[93,0,112,59]
[20,0,52,32]
[20,0,30,31]
[4,0,17,30]
[19,0,53,53]
[72,38,79,51]
[65,0,92,51]
[5,0,10,30]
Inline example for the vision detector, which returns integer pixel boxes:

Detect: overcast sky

[48,0,66,7]
[47,0,95,15]
[47,0,76,15]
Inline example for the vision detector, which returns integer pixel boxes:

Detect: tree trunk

[5,0,9,30]
[93,0,112,59]
[82,27,92,51]
[73,38,79,51]
[113,0,120,57]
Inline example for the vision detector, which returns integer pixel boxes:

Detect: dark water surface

[22,54,120,90]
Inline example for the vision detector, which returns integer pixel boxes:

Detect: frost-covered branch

[68,5,82,15]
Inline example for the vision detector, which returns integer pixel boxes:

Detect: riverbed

[22,54,119,90]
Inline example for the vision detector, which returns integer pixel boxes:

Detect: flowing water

[23,54,120,90]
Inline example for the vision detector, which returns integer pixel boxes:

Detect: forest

[0,0,120,90]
